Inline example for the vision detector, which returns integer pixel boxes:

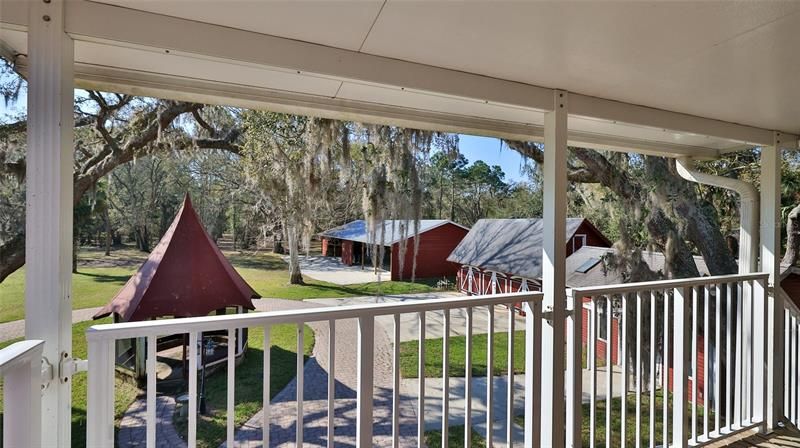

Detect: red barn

[447,218,611,295]
[320,219,469,281]
[568,246,710,380]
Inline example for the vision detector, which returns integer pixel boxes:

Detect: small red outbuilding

[94,194,258,322]
[94,194,259,382]
[320,219,469,281]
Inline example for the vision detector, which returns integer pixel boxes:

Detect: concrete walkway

[307,293,527,342]
[0,307,102,342]
[230,298,416,447]
[289,255,390,285]
[402,374,527,446]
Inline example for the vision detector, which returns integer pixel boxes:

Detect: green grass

[0,267,134,323]
[424,425,487,448]
[0,318,140,448]
[173,324,315,448]
[230,252,435,300]
[0,249,435,324]
[400,330,526,378]
[512,390,711,448]
[0,321,315,448]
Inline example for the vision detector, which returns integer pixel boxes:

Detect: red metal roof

[94,195,258,322]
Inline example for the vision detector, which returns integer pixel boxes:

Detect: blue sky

[457,134,529,183]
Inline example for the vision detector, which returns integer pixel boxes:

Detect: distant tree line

[3,58,800,285]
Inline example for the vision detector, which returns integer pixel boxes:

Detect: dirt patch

[77,245,149,268]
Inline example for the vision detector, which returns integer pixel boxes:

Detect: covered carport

[2,2,799,447]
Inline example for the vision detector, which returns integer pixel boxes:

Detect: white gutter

[676,157,759,274]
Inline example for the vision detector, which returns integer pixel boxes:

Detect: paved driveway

[289,255,389,285]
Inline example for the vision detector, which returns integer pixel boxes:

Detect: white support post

[673,286,691,448]
[25,1,74,446]
[357,316,375,447]
[760,135,783,429]
[538,90,568,448]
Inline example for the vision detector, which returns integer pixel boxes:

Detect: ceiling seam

[358,0,387,52]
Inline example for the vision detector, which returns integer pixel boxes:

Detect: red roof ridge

[94,194,259,322]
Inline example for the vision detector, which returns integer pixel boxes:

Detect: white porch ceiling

[1,0,798,157]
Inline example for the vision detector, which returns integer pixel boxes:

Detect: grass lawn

[0,318,140,448]
[425,392,708,448]
[400,331,526,378]
[173,323,315,448]
[228,252,436,300]
[0,249,436,324]
[0,267,134,323]
[0,321,315,448]
[424,425,487,448]
[511,391,710,448]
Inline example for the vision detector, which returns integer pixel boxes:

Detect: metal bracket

[40,356,53,393]
[542,306,573,324]
[58,353,88,383]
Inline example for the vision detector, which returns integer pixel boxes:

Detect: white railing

[457,265,538,296]
[783,290,800,428]
[569,272,769,448]
[1,339,45,448]
[86,292,543,447]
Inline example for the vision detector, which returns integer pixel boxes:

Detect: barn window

[597,299,609,341]
[573,234,587,252]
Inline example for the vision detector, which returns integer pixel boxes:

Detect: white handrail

[568,272,769,297]
[86,291,542,341]
[1,339,45,448]
[87,291,544,448]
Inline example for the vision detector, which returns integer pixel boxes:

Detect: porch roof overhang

[1,0,798,158]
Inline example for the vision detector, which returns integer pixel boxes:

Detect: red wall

[568,220,612,256]
[581,301,621,365]
[390,223,468,281]
[321,238,329,256]
[580,302,709,402]
[666,335,707,402]
[342,240,353,265]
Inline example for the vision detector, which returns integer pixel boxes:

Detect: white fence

[0,339,44,448]
[783,290,800,429]
[570,272,769,448]
[85,292,543,448]
[1,272,789,447]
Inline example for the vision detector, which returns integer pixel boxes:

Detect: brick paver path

[118,396,182,448]
[228,304,419,447]
[116,298,412,448]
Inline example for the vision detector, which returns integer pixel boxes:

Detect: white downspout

[675,157,759,274]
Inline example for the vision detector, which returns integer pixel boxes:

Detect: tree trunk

[645,157,737,276]
[286,225,303,284]
[72,237,79,274]
[783,203,800,266]
[0,234,25,282]
[450,179,456,221]
[104,206,112,256]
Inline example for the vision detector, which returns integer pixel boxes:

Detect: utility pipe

[676,157,759,274]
